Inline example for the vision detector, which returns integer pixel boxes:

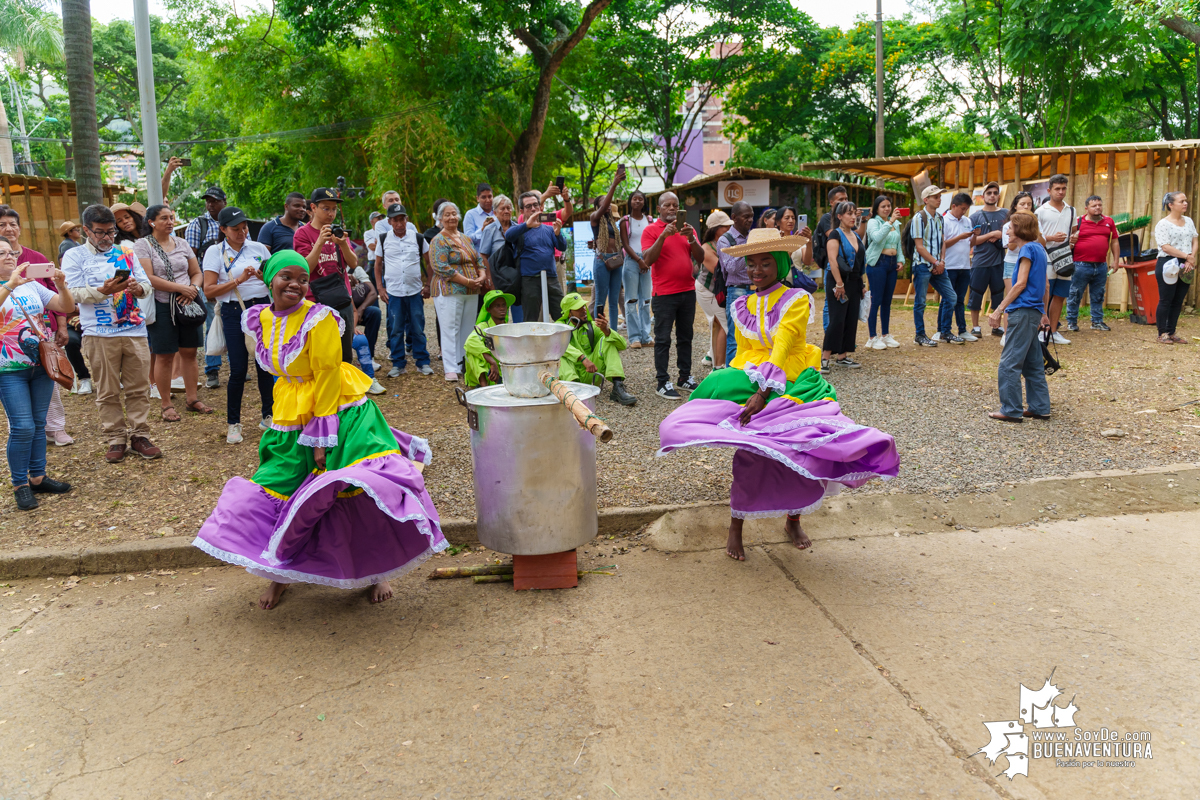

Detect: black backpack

[195,216,217,262]
[900,209,929,265]
[491,226,527,302]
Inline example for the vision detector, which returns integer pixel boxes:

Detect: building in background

[103,154,145,193]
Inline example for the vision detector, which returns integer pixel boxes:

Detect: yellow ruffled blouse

[243,300,372,446]
[729,284,821,393]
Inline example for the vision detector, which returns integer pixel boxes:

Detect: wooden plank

[40,179,54,258]
[1087,153,1096,198]
[997,154,1005,184]
[1144,150,1160,244]
[21,176,36,252]
[1125,149,1136,227]
[969,156,976,191]
[1,174,9,207]
[1105,152,1116,213]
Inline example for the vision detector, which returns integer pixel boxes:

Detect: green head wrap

[557,292,590,324]
[261,249,310,289]
[476,289,516,326]
[769,252,792,284]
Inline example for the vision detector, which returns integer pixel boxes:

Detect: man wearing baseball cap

[293,187,358,362]
[910,184,962,346]
[184,186,228,387]
[374,202,432,377]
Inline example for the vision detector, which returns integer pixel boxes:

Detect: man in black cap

[185,186,228,387]
[374,202,433,377]
[293,187,358,362]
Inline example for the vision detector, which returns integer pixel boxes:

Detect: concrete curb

[645,462,1200,552]
[0,503,697,580]
[3,465,1195,580]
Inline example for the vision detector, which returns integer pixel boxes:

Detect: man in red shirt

[642,192,703,400]
[1067,195,1119,332]
[293,187,359,361]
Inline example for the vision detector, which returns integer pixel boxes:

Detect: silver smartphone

[798,214,808,230]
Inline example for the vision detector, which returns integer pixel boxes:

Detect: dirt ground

[1,294,1196,551]
[2,509,1197,799]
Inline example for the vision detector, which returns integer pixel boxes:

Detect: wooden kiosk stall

[802,141,1200,316]
[642,167,909,233]
[0,173,123,261]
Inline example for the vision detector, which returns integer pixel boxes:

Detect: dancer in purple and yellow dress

[658,229,900,560]
[194,251,446,608]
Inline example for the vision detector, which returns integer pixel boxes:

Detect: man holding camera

[506,191,567,322]
[293,187,359,362]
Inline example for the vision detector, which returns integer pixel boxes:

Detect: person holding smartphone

[821,202,866,371]
[940,193,977,341]
[968,181,1009,338]
[863,196,905,350]
[590,166,627,325]
[62,204,161,464]
[0,239,78,510]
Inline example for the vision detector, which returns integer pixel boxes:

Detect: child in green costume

[463,290,515,388]
[557,292,636,406]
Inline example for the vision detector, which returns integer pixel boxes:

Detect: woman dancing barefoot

[658,229,900,560]
[193,250,446,607]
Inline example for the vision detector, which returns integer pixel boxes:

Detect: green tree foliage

[725,15,942,161]
[0,0,62,173]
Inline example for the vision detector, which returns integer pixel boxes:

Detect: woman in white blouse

[201,206,273,443]
[1153,192,1197,344]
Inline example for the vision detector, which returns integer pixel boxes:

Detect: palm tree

[59,0,102,211]
[0,0,63,173]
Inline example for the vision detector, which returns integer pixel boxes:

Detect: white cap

[1162,258,1180,285]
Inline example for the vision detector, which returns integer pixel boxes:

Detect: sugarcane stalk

[539,371,614,442]
[473,574,515,583]
[428,564,514,580]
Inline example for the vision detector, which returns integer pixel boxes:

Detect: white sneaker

[227,423,243,444]
[372,360,381,370]
[418,364,434,375]
[882,334,900,348]
[367,379,386,395]
[444,373,459,382]
[150,385,161,400]
[75,378,93,395]
[170,376,185,391]
[387,366,404,378]
[931,332,942,342]
[259,417,272,431]
[1051,331,1071,345]
[959,331,979,342]
[999,332,1007,347]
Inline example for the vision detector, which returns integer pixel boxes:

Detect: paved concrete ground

[1,510,1196,799]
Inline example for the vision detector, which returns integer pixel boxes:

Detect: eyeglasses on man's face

[522,202,541,211]
[87,226,117,239]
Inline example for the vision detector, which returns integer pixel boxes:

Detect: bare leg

[179,348,200,405]
[785,514,812,550]
[726,517,746,561]
[370,580,394,604]
[259,581,286,609]
[153,351,177,416]
[1048,296,1066,333]
[712,318,727,369]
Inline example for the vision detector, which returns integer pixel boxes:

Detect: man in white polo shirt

[62,204,161,464]
[1035,173,1077,344]
[374,202,433,377]
[939,192,977,341]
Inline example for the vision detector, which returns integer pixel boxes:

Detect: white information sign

[717,179,771,207]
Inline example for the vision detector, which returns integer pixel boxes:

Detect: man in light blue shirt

[463,183,494,248]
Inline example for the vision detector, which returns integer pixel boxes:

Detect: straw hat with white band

[719,227,809,257]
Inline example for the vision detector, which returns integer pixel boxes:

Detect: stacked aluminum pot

[457,322,600,556]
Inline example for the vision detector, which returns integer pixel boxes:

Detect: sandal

[1170,334,1188,344]
[161,407,182,423]
[186,400,213,415]
[1157,334,1174,345]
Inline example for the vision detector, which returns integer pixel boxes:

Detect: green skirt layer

[253,400,401,498]
[689,366,837,406]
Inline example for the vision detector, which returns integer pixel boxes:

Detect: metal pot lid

[465,382,600,408]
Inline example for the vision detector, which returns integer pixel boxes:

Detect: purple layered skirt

[658,398,900,519]
[193,433,447,588]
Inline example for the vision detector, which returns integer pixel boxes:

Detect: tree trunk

[61,0,103,215]
[1161,16,1200,46]
[0,94,14,173]
[508,0,613,196]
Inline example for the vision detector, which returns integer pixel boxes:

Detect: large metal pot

[459,382,600,555]
[498,360,558,398]
[484,322,572,365]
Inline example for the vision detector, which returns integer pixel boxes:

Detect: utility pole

[875,0,885,190]
[133,0,163,205]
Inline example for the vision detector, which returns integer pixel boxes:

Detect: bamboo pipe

[539,371,614,442]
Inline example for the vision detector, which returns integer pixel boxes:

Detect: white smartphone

[798,214,808,230]
[25,262,55,279]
